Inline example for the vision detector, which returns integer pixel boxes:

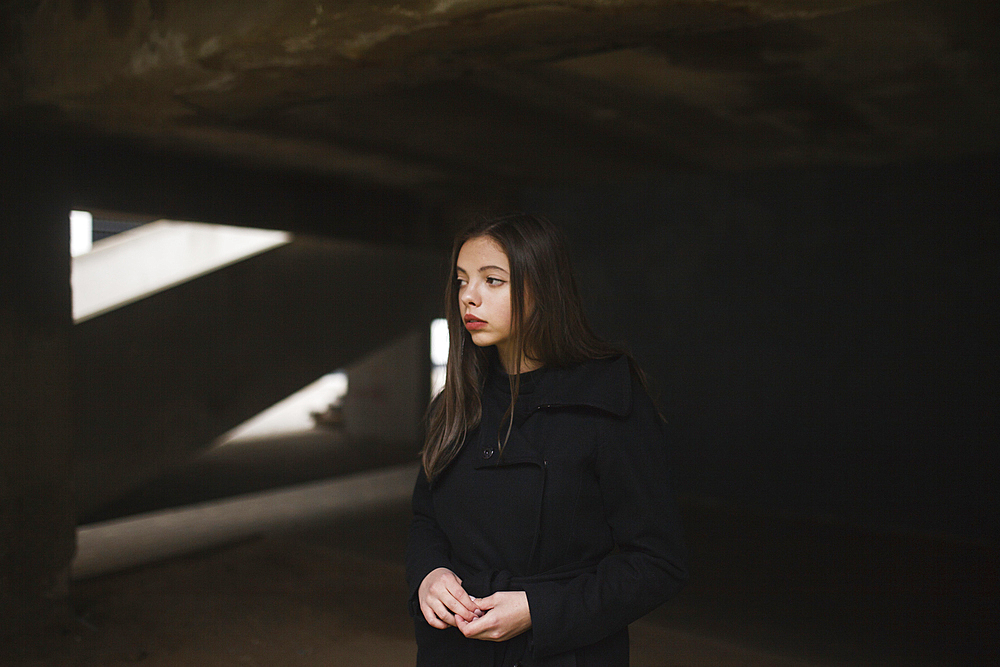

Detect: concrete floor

[10,429,993,666]
[34,489,834,667]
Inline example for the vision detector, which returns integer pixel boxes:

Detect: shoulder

[532,355,635,417]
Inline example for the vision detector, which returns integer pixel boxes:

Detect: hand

[418,567,481,629]
[456,591,532,642]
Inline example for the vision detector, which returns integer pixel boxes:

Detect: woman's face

[456,236,515,361]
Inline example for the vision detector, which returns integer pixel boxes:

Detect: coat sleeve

[522,377,689,657]
[405,466,456,616]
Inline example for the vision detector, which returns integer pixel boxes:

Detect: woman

[406,213,688,666]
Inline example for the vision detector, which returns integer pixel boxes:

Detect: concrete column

[0,136,76,653]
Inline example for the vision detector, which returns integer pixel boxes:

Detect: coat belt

[461,561,599,598]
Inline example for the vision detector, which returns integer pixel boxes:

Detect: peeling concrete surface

[2,0,996,190]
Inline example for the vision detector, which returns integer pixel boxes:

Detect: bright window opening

[70,210,93,257]
[70,214,292,323]
[430,318,449,397]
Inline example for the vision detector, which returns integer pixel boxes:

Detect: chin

[469,333,497,348]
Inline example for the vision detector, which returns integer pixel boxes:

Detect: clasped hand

[417,567,532,641]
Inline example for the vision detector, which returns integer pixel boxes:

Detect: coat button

[482,447,495,459]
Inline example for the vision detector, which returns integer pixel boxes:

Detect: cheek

[500,295,514,330]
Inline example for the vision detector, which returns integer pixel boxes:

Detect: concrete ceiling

[2,0,997,197]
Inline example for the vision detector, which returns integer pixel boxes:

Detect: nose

[461,282,480,307]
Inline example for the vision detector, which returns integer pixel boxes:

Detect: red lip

[464,314,487,330]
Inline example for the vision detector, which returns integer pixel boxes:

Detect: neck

[497,344,542,374]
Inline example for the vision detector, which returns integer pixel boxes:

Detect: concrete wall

[342,328,432,446]
[73,237,444,515]
[525,154,998,541]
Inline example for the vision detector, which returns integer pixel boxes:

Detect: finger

[443,584,480,620]
[460,613,501,641]
[444,580,476,606]
[474,593,497,611]
[443,592,479,622]
[458,614,484,638]
[421,602,449,629]
[430,598,460,627]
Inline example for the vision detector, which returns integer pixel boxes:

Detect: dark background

[528,156,997,542]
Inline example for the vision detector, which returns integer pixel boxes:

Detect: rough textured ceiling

[2,0,997,196]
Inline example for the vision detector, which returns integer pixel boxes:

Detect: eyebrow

[456,264,509,274]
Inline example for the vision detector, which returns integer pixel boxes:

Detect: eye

[486,277,506,286]
[456,277,468,287]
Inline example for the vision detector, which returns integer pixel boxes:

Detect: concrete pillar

[341,327,432,447]
[0,135,76,653]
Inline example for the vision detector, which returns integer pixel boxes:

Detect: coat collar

[472,355,634,472]
[525,355,633,417]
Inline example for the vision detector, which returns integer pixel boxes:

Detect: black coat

[406,355,688,666]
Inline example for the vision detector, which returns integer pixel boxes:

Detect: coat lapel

[474,421,544,469]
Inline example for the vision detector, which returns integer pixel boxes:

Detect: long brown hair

[422,213,622,480]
